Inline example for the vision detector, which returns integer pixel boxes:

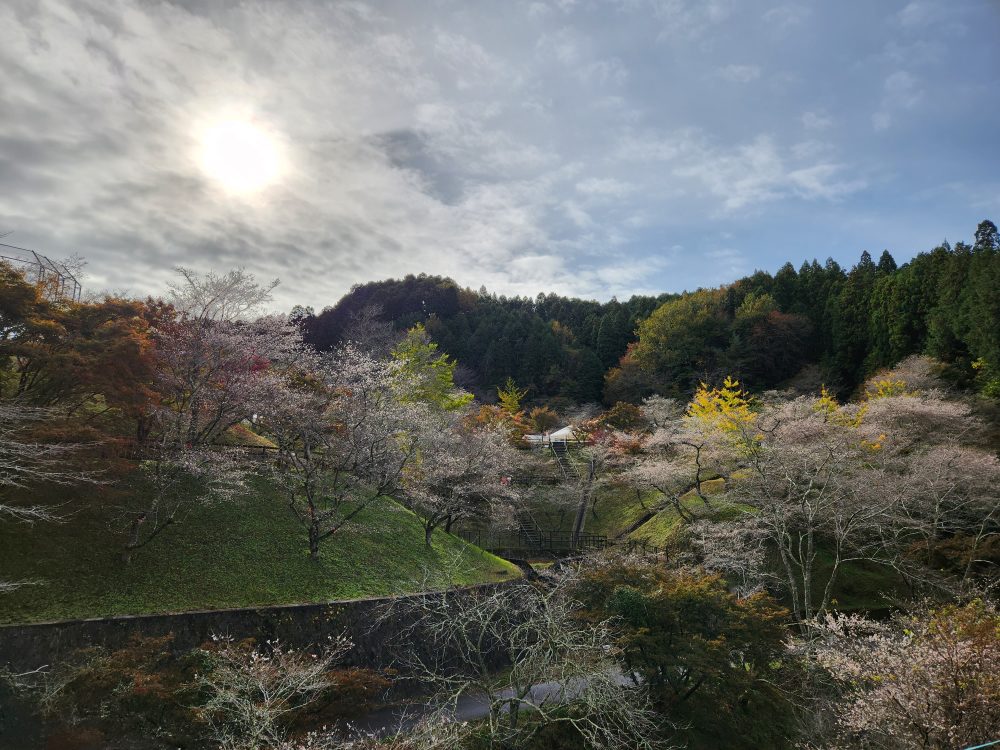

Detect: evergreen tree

[772,262,799,312]
[974,219,999,252]
[876,249,898,274]
[829,251,876,390]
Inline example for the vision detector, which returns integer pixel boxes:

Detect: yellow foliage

[686,376,755,434]
[814,385,840,416]
[813,385,866,427]
[861,433,887,452]
[865,378,911,400]
[497,377,528,416]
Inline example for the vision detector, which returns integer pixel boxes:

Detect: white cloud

[613,131,865,213]
[873,70,922,131]
[885,70,923,107]
[5,0,987,308]
[717,64,761,83]
[897,1,941,29]
[580,57,629,86]
[791,139,832,160]
[576,177,634,197]
[611,129,700,162]
[872,112,892,132]
[762,4,810,33]
[649,0,733,39]
[562,200,594,228]
[537,27,581,65]
[801,111,833,131]
[433,30,507,88]
[788,164,867,201]
[704,247,749,280]
[674,135,785,211]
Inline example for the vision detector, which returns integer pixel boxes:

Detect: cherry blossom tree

[682,516,775,597]
[122,268,310,561]
[804,600,1000,749]
[650,376,998,625]
[155,270,308,447]
[886,444,1000,592]
[724,396,897,627]
[0,405,89,518]
[196,635,351,750]
[398,412,523,546]
[338,304,401,359]
[261,346,422,560]
[621,394,726,524]
[857,391,1000,595]
[121,444,250,562]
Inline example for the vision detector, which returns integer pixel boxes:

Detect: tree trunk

[309,522,321,561]
[778,543,803,627]
[803,528,815,620]
[122,515,144,564]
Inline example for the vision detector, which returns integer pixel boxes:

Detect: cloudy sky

[1,0,998,310]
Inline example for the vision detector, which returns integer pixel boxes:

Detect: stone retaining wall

[0,583,510,673]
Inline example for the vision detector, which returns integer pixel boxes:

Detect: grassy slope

[527,477,728,542]
[585,484,657,538]
[533,472,903,613]
[623,483,905,612]
[627,479,729,545]
[0,477,518,625]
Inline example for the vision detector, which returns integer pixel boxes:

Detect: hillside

[299,219,1000,406]
[0,477,518,625]
[525,470,906,613]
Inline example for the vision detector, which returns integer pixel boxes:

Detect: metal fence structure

[0,241,82,302]
[456,527,610,558]
[624,538,668,557]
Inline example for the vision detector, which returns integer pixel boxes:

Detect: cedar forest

[299,219,1000,406]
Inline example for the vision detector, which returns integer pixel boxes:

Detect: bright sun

[199,119,282,194]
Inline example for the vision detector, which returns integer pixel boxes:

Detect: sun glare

[199,119,282,194]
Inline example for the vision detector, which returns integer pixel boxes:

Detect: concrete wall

[0,584,510,673]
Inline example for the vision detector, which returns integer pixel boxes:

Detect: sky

[1,0,998,311]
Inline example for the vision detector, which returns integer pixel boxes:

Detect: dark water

[0,682,46,750]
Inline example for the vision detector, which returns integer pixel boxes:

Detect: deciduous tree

[573,557,793,750]
[805,601,1000,750]
[261,347,421,560]
[382,575,664,749]
[399,413,522,546]
[122,268,306,561]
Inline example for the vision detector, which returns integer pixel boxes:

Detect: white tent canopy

[523,425,580,445]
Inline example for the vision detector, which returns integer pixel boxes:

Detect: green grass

[584,484,658,538]
[524,482,658,540]
[627,480,731,546]
[627,496,699,545]
[524,476,732,544]
[623,488,905,611]
[812,550,907,612]
[0,477,518,625]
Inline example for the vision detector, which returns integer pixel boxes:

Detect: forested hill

[300,219,1000,405]
[300,277,671,405]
